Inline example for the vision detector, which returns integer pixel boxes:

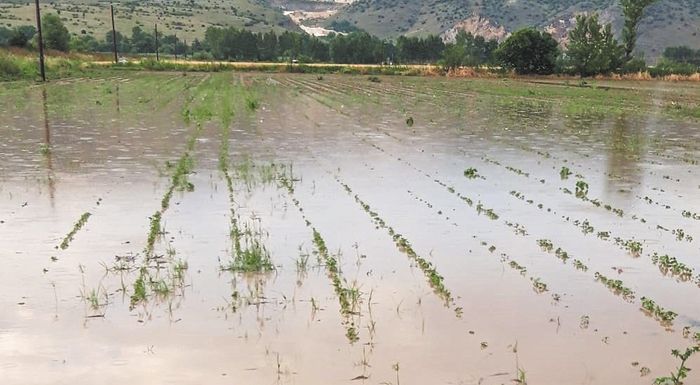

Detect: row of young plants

[537,239,683,329]
[278,172,363,343]
[335,178,457,312]
[129,76,212,310]
[290,79,700,382]
[509,189,700,288]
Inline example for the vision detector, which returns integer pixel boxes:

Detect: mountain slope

[0,0,299,42]
[327,0,700,59]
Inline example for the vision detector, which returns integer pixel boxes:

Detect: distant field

[0,0,298,42]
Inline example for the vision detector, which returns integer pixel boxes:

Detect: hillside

[0,0,299,42]
[326,0,700,59]
[0,0,697,59]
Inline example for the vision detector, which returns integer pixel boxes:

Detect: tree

[42,14,70,51]
[620,0,657,61]
[567,14,623,77]
[69,34,99,52]
[495,28,559,75]
[130,26,155,53]
[663,46,700,66]
[441,43,466,71]
[9,25,36,48]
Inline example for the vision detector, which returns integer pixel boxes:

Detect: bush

[0,54,22,80]
[191,51,213,61]
[619,58,647,74]
[0,53,37,80]
[649,60,699,77]
[496,28,559,75]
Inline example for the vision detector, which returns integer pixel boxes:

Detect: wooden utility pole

[110,4,118,63]
[174,34,178,60]
[154,24,159,61]
[183,39,187,60]
[34,0,46,81]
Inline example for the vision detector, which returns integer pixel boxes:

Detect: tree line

[1,0,698,77]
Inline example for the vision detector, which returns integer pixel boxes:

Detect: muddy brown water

[1,73,699,385]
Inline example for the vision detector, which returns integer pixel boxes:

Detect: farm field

[1,73,700,385]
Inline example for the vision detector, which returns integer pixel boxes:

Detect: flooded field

[1,73,699,385]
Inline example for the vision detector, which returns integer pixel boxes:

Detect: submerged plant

[651,253,694,281]
[575,180,589,198]
[560,166,572,179]
[595,272,635,300]
[225,220,274,273]
[641,297,677,324]
[464,167,480,179]
[654,346,700,385]
[58,212,92,250]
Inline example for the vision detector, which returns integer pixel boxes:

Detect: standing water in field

[1,73,699,385]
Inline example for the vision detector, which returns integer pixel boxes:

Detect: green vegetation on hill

[0,0,299,42]
[329,0,700,59]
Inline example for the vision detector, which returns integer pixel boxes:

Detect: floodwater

[1,73,699,385]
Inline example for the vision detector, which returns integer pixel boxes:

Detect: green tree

[441,43,466,71]
[9,25,36,48]
[496,28,559,75]
[567,14,623,77]
[620,0,657,61]
[663,46,700,66]
[41,14,70,51]
[69,34,99,52]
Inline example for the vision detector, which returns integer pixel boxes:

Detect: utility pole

[34,0,45,82]
[154,23,159,61]
[184,39,187,60]
[174,34,178,61]
[110,4,118,63]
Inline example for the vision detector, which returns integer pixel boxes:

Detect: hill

[0,0,299,43]
[326,0,700,59]
[0,0,697,60]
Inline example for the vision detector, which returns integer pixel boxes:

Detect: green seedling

[575,180,589,198]
[652,253,694,281]
[464,167,480,179]
[560,166,572,179]
[58,212,92,250]
[595,272,635,300]
[641,297,677,324]
[654,345,700,385]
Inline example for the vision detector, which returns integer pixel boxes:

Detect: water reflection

[115,84,120,113]
[605,115,643,195]
[42,87,56,207]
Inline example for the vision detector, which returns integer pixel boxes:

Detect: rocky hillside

[326,0,700,59]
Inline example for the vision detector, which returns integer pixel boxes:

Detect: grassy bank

[2,48,700,83]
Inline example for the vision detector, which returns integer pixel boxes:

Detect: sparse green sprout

[58,212,92,250]
[245,96,259,111]
[651,253,694,281]
[573,259,589,271]
[39,144,51,156]
[464,168,480,179]
[560,166,572,179]
[531,277,548,293]
[595,272,635,300]
[509,260,527,275]
[506,166,529,177]
[130,268,148,309]
[614,237,643,256]
[537,239,554,252]
[575,180,589,198]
